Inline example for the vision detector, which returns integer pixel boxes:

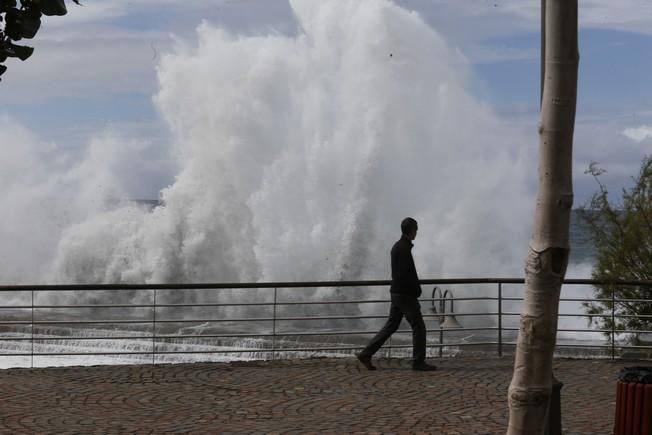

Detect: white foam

[32,0,532,287]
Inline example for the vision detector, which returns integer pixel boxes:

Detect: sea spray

[2,1,534,328]
[57,0,532,285]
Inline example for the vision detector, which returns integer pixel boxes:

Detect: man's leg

[358,300,403,359]
[392,295,427,365]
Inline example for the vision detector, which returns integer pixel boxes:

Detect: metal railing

[0,278,650,367]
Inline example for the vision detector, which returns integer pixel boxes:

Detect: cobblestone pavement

[0,356,636,434]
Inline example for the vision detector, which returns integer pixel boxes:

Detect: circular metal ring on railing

[431,286,444,321]
[442,289,455,314]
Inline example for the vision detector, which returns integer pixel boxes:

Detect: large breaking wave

[1,0,533,286]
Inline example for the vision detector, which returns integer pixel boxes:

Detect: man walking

[356,217,437,371]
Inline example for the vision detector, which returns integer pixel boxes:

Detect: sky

[1,0,651,204]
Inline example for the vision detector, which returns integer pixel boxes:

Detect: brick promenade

[0,356,636,434]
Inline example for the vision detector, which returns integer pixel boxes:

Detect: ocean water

[568,209,597,265]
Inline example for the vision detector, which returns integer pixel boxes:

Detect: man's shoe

[356,353,377,371]
[412,361,437,371]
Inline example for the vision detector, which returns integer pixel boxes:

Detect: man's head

[401,217,418,241]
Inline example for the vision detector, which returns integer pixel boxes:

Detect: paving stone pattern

[0,356,635,434]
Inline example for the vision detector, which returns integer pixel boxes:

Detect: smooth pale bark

[506,1,579,434]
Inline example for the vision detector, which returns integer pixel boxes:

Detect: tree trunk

[507,1,579,434]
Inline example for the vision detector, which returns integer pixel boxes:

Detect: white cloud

[1,29,167,101]
[408,0,652,38]
[390,0,652,67]
[10,0,651,103]
[469,0,652,34]
[578,0,652,34]
[570,115,650,204]
[45,0,230,27]
[1,0,298,101]
[623,125,652,142]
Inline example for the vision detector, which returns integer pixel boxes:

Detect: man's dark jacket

[389,235,422,298]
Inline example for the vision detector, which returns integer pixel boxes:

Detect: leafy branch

[0,0,80,81]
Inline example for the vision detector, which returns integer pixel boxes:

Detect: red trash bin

[614,367,652,435]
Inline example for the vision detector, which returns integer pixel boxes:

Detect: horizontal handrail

[1,277,651,291]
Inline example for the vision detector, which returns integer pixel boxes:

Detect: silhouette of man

[356,217,436,371]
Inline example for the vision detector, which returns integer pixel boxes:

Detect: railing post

[498,282,503,357]
[272,287,277,361]
[31,289,34,368]
[439,327,443,358]
[152,289,157,365]
[611,286,615,360]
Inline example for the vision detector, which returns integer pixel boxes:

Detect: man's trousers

[359,293,426,363]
